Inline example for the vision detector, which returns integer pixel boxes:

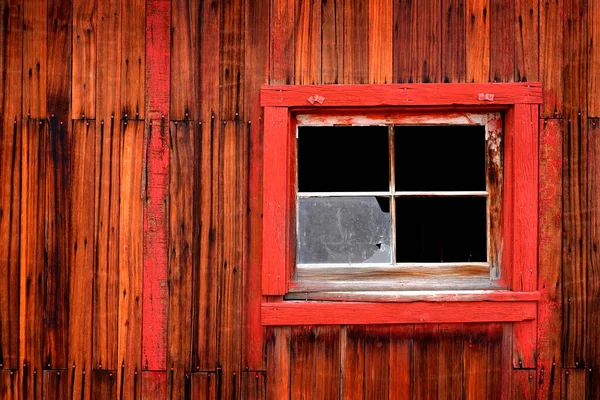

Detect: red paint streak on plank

[143,0,170,371]
[261,83,543,107]
[261,301,537,325]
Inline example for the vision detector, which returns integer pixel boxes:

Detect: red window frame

[259,83,541,351]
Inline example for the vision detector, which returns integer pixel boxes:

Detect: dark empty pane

[396,197,487,262]
[298,126,389,192]
[297,197,392,264]
[394,125,486,191]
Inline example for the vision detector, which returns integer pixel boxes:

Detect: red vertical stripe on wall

[143,0,171,372]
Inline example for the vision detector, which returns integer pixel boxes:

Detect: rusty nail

[81,113,85,118]
[175,121,178,125]
[33,370,37,375]
[255,374,259,379]
[566,370,569,375]
[110,373,113,377]
[57,371,60,376]
[47,363,51,368]
[83,370,86,375]
[51,114,55,117]
[111,114,115,119]
[196,366,200,370]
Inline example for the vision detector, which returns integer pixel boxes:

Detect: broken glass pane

[297,197,392,264]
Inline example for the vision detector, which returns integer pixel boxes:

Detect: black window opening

[296,124,489,266]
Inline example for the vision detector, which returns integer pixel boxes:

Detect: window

[259,83,541,327]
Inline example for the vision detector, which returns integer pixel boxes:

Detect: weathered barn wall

[0,0,598,398]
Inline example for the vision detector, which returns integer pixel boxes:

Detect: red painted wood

[509,104,539,369]
[261,83,542,107]
[141,371,167,399]
[261,301,537,325]
[262,107,290,295]
[143,0,170,371]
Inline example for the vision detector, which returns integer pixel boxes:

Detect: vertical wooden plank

[143,0,171,370]
[540,0,563,118]
[167,121,194,400]
[190,372,217,400]
[341,325,365,400]
[20,119,47,400]
[589,0,600,117]
[438,324,463,400]
[537,119,563,400]
[243,0,269,371]
[464,324,488,400]
[313,326,341,399]
[72,0,96,119]
[23,0,47,118]
[441,0,466,82]
[393,0,416,83]
[368,0,392,84]
[43,118,69,370]
[513,369,536,399]
[121,0,145,118]
[141,371,167,399]
[241,371,265,400]
[486,324,505,400]
[266,327,291,400]
[262,107,289,295]
[515,0,539,82]
[290,326,316,399]
[364,326,389,400]
[91,370,117,400]
[43,370,68,399]
[221,0,246,118]
[490,0,515,82]
[586,118,600,400]
[67,121,95,400]
[0,370,18,399]
[561,370,586,399]
[343,0,369,83]
[0,0,22,370]
[117,120,144,399]
[170,0,198,120]
[412,324,439,400]
[415,0,442,83]
[389,325,413,400]
[96,0,121,121]
[44,0,72,371]
[321,0,344,84]
[192,0,221,372]
[270,0,295,84]
[295,0,322,85]
[93,117,120,372]
[466,0,490,82]
[217,121,247,400]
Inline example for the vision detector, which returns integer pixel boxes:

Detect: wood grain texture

[438,324,463,400]
[91,370,117,399]
[466,0,490,82]
[241,371,265,400]
[190,372,217,400]
[540,0,564,118]
[121,0,145,118]
[93,118,120,371]
[72,0,96,119]
[489,0,515,82]
[369,0,392,84]
[321,0,344,84]
[20,119,47,400]
[141,371,167,399]
[68,121,95,400]
[341,325,365,400]
[47,0,72,122]
[43,118,69,369]
[167,121,194,399]
[441,0,466,82]
[243,0,269,371]
[463,324,488,399]
[270,0,295,84]
[561,369,587,399]
[342,0,369,83]
[512,368,536,398]
[515,0,539,82]
[146,0,170,121]
[393,0,416,83]
[364,326,390,399]
[23,0,47,118]
[0,370,18,399]
[266,327,291,400]
[537,119,563,400]
[0,0,22,367]
[415,0,442,83]
[412,324,439,399]
[221,0,245,119]
[295,0,322,85]
[217,121,247,399]
[117,120,144,399]
[96,0,121,121]
[170,0,198,120]
[43,370,68,400]
[389,325,413,400]
[589,0,600,117]
[486,324,505,400]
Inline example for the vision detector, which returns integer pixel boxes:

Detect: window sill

[261,291,539,326]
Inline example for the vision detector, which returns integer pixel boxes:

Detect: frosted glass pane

[297,197,392,264]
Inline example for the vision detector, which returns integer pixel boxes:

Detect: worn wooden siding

[0,0,597,398]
